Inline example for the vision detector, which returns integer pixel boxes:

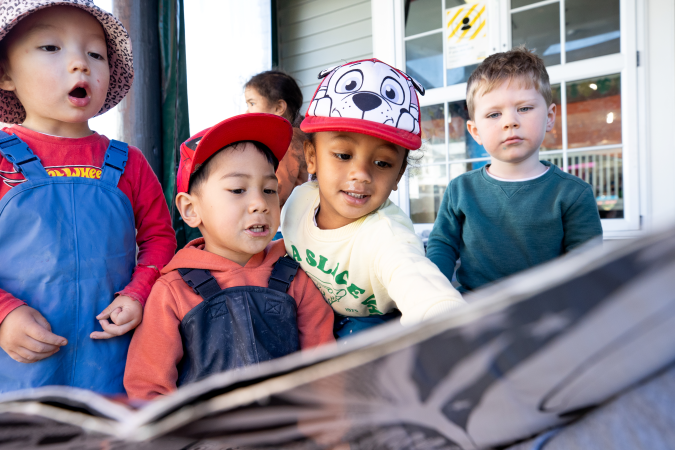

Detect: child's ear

[304,140,317,175]
[545,102,557,132]
[0,64,15,92]
[175,192,202,229]
[275,99,288,118]
[466,120,483,146]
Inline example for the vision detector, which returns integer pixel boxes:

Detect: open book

[1,225,675,450]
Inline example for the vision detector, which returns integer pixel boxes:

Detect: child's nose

[248,192,269,214]
[69,54,90,74]
[348,160,372,183]
[502,112,520,129]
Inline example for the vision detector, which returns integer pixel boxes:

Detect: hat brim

[300,116,421,150]
[194,114,293,167]
[177,114,294,194]
[0,1,133,124]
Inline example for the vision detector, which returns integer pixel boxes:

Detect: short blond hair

[466,46,552,120]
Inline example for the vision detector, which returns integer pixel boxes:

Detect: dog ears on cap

[318,65,339,79]
[409,76,426,96]
[316,60,425,96]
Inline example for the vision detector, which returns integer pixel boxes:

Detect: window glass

[420,104,446,164]
[405,0,442,37]
[541,84,562,151]
[406,33,444,89]
[565,0,620,63]
[448,100,488,160]
[567,74,621,149]
[511,0,547,8]
[568,149,623,218]
[447,63,479,86]
[511,3,561,66]
[409,164,447,224]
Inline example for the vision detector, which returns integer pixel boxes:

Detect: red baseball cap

[177,113,293,194]
[301,58,425,150]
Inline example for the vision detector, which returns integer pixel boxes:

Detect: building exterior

[275,0,675,240]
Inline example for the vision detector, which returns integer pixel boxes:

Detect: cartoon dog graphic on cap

[309,59,425,135]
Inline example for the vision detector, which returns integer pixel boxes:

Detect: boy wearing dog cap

[124,114,335,400]
[0,1,175,393]
[281,59,465,339]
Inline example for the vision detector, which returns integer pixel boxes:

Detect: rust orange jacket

[124,238,335,400]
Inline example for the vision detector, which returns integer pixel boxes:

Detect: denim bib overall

[0,132,136,394]
[176,256,301,386]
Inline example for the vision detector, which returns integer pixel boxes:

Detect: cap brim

[193,113,293,168]
[300,116,421,150]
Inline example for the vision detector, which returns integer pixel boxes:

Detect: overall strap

[0,131,49,180]
[100,140,129,186]
[178,268,222,301]
[268,256,300,293]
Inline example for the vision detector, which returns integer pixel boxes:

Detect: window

[393,0,638,237]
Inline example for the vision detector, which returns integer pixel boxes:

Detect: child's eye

[487,112,500,119]
[230,189,245,194]
[374,160,392,168]
[333,153,351,161]
[519,106,533,112]
[264,189,277,194]
[39,45,59,52]
[88,52,105,61]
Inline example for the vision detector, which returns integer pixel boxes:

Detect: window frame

[374,0,641,238]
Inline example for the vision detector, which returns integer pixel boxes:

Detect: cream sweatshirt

[280,182,465,325]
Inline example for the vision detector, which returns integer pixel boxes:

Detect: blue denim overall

[0,131,136,394]
[176,256,301,386]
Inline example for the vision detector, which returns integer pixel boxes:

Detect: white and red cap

[301,58,426,150]
[177,113,293,194]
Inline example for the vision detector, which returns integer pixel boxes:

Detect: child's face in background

[0,6,110,136]
[245,87,288,119]
[180,145,281,266]
[467,79,555,168]
[306,131,406,230]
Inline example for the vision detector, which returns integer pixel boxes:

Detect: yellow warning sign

[444,0,489,70]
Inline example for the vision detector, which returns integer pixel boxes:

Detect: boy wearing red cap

[124,114,335,400]
[0,1,175,394]
[281,59,465,339]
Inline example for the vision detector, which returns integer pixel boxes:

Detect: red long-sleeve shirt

[0,125,177,323]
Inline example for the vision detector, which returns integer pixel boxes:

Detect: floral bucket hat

[0,0,133,124]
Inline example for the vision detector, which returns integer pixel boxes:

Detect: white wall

[644,0,675,230]
[277,0,373,114]
[184,0,272,135]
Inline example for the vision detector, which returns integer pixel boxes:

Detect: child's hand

[0,305,67,363]
[90,295,143,339]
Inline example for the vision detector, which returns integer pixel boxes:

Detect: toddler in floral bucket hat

[280,58,465,340]
[0,0,133,123]
[0,0,176,394]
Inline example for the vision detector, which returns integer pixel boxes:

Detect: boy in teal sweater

[427,47,602,292]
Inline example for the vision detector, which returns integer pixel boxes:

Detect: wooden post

[113,0,163,182]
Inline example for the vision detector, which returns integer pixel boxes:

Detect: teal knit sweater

[426,161,603,292]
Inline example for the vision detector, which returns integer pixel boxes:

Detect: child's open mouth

[68,85,91,107]
[342,191,370,205]
[69,87,87,98]
[246,225,269,237]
